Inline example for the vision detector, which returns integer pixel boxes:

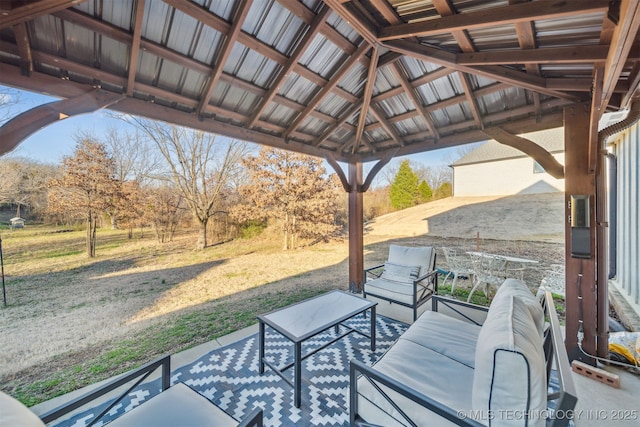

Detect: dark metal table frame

[258,290,377,408]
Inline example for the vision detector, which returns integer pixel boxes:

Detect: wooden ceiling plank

[392,62,439,138]
[600,0,640,111]
[13,22,33,75]
[379,1,611,41]
[385,39,582,101]
[126,0,145,97]
[368,0,402,25]
[0,0,86,29]
[354,45,378,153]
[197,0,253,115]
[248,6,330,127]
[456,45,613,65]
[284,41,370,139]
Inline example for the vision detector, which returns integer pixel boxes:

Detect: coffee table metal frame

[257,290,377,408]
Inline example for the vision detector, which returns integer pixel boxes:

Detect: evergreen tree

[417,180,433,203]
[389,160,419,209]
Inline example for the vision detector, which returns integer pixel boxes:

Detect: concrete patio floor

[31,323,639,426]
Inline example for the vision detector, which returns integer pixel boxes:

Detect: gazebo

[1,0,639,367]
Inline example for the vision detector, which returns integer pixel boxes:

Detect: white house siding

[453,153,565,196]
[609,122,640,312]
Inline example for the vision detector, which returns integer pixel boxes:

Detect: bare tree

[47,138,120,257]
[233,147,341,250]
[144,184,186,243]
[0,87,21,124]
[0,157,58,218]
[131,119,249,249]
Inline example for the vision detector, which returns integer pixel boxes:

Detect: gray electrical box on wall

[570,195,591,258]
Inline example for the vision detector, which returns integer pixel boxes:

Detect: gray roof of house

[452,127,564,167]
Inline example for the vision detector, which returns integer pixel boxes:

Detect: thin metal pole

[1,234,6,307]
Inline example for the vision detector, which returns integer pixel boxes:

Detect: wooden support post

[348,162,364,292]
[564,103,598,365]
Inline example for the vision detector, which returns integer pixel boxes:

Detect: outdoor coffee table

[258,290,377,408]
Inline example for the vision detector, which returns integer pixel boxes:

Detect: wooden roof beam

[323,0,379,46]
[379,1,611,41]
[13,23,33,76]
[0,89,124,156]
[456,45,616,65]
[354,45,378,153]
[510,0,542,119]
[385,39,582,101]
[197,0,253,115]
[0,0,85,29]
[600,0,640,111]
[126,0,145,97]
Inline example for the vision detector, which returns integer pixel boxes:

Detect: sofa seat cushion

[404,311,481,368]
[472,295,546,427]
[357,338,475,427]
[364,278,415,305]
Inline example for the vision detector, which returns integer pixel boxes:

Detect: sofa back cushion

[492,278,545,337]
[472,295,546,427]
[387,245,435,278]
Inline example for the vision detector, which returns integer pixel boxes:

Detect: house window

[533,161,545,174]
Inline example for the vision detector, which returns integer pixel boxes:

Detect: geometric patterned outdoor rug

[52,314,409,427]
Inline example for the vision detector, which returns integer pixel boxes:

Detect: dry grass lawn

[0,193,565,404]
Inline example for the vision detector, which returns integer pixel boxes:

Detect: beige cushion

[472,295,546,427]
[380,262,420,283]
[493,278,545,336]
[388,245,434,277]
[0,391,45,427]
[106,383,237,427]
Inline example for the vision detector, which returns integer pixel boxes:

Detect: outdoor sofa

[0,355,262,427]
[350,278,578,426]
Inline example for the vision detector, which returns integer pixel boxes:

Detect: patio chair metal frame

[363,254,438,322]
[39,355,263,427]
[441,247,474,293]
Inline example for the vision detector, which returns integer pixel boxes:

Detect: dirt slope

[365,193,565,243]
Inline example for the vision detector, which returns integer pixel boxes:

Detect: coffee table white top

[258,290,375,342]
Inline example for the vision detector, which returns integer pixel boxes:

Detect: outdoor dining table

[466,251,538,279]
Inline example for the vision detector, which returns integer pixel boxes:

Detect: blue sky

[1,86,472,172]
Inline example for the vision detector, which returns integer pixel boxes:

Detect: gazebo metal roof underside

[0,0,639,169]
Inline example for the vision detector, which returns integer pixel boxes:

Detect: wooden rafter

[197,0,253,115]
[284,41,370,140]
[459,72,483,129]
[456,45,617,66]
[370,104,404,147]
[248,5,330,128]
[378,1,611,41]
[600,0,640,111]
[13,22,33,76]
[126,0,145,97]
[354,45,378,154]
[322,0,379,45]
[0,0,85,29]
[385,39,582,101]
[314,101,362,147]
